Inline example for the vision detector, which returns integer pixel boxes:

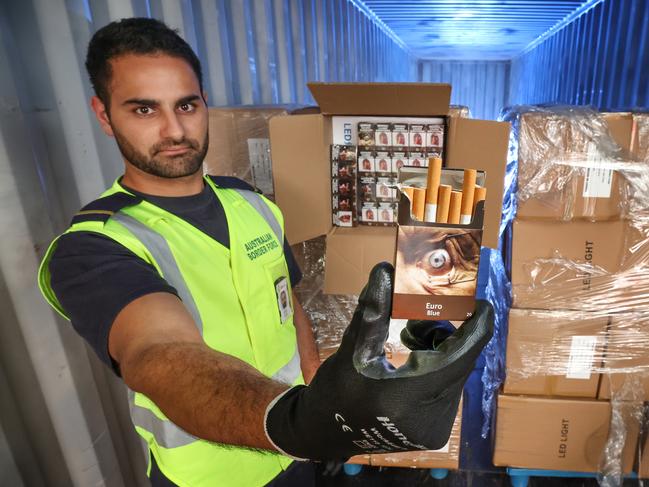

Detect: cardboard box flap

[446,117,511,248]
[308,82,452,116]
[270,114,331,244]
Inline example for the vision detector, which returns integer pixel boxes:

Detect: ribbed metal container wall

[419,60,510,120]
[509,0,649,110]
[0,1,413,486]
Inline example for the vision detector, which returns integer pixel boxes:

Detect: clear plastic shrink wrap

[204,105,318,197]
[448,104,472,119]
[498,105,649,483]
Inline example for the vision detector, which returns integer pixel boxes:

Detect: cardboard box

[632,113,649,163]
[205,105,317,195]
[270,83,510,295]
[323,226,396,295]
[514,112,634,221]
[504,309,607,398]
[598,313,649,401]
[493,394,638,473]
[510,219,628,310]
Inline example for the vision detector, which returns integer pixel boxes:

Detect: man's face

[96,54,208,178]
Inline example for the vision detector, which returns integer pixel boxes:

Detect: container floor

[314,465,642,486]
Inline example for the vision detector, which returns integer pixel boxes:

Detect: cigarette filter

[436,184,452,223]
[412,188,426,221]
[401,186,415,202]
[473,185,487,215]
[424,157,442,222]
[460,169,477,224]
[448,191,462,224]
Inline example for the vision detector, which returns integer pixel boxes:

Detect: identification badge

[274,277,293,323]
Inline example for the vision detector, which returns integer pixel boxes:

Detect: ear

[90,96,114,137]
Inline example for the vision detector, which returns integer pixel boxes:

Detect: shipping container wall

[509,0,649,111]
[0,1,413,486]
[419,60,510,120]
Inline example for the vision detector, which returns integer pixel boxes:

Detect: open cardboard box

[270,83,510,295]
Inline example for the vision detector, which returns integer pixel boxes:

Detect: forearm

[292,294,320,383]
[122,341,289,450]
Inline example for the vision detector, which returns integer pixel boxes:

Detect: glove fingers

[337,262,394,366]
[435,300,494,363]
[401,320,455,351]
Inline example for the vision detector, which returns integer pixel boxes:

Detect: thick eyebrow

[123,98,158,107]
[122,95,202,107]
[176,95,202,105]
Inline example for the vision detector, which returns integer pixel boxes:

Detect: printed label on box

[566,335,599,379]
[248,138,274,195]
[583,165,614,198]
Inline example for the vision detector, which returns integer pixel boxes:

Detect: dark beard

[112,126,209,178]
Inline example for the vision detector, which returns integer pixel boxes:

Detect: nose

[160,109,185,141]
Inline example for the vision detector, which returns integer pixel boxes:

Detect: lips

[158,146,191,155]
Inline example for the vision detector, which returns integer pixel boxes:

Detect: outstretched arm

[292,292,320,383]
[109,292,288,450]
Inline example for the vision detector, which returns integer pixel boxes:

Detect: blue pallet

[506,467,638,487]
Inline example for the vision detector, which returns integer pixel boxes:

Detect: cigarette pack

[357,122,375,148]
[392,167,486,320]
[359,176,376,201]
[331,145,357,227]
[392,123,409,148]
[361,202,379,224]
[358,151,375,174]
[376,177,398,202]
[408,151,427,168]
[374,123,392,147]
[409,124,427,149]
[427,123,444,149]
[375,150,392,175]
[391,150,407,175]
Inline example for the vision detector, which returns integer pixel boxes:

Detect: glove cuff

[264,386,309,462]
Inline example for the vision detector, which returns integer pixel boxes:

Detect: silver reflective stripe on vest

[128,390,198,448]
[271,347,302,385]
[233,189,284,243]
[112,213,204,335]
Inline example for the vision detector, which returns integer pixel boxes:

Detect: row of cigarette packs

[358,122,444,149]
[358,149,441,177]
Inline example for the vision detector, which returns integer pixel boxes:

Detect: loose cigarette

[401,186,415,202]
[412,188,426,221]
[473,185,487,216]
[436,184,452,223]
[424,157,442,222]
[448,191,462,224]
[460,169,477,225]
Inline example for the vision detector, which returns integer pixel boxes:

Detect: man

[38,18,493,487]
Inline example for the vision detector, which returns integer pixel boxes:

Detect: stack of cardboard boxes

[493,108,649,474]
[270,83,510,471]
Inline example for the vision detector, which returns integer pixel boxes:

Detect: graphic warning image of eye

[394,226,481,296]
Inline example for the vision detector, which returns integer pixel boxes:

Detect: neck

[121,166,205,197]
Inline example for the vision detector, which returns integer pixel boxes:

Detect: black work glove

[400,320,456,351]
[265,262,493,461]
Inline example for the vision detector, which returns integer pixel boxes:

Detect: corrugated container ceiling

[361,0,600,59]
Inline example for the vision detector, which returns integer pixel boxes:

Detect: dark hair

[85,17,203,106]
